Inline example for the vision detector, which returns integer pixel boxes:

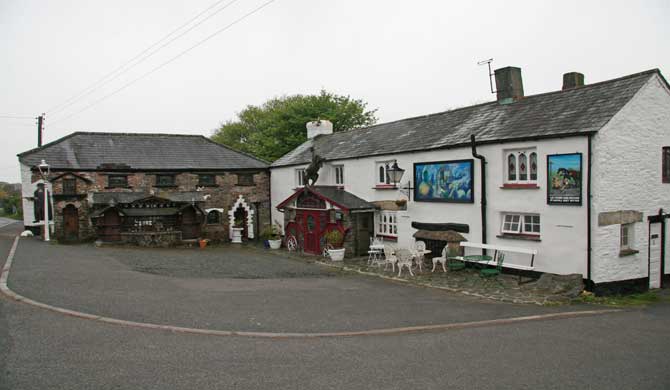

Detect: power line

[48,0,278,128]
[45,0,240,115]
[0,115,34,119]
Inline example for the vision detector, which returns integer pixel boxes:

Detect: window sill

[619,249,639,257]
[197,184,219,188]
[500,184,540,189]
[496,234,541,242]
[104,186,132,189]
[154,185,177,188]
[375,234,398,241]
[373,185,397,190]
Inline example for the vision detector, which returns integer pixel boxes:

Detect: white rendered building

[271,67,670,294]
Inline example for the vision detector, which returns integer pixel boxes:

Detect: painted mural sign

[414,159,474,203]
[547,153,582,205]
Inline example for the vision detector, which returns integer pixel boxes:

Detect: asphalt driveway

[7,235,596,333]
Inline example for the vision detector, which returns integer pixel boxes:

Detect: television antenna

[477,58,496,94]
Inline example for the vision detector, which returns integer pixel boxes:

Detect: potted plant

[324,229,345,261]
[261,225,282,249]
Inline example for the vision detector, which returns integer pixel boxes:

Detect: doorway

[302,210,322,255]
[180,206,201,239]
[649,222,664,289]
[63,204,79,241]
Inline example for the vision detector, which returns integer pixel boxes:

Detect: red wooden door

[302,211,321,255]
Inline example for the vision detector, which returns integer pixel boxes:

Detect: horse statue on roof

[304,147,325,186]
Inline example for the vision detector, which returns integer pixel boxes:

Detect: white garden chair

[431,246,448,273]
[382,245,397,272]
[395,248,414,277]
[413,240,426,272]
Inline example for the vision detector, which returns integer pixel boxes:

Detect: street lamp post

[37,159,50,242]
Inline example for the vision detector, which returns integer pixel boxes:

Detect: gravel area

[109,244,341,279]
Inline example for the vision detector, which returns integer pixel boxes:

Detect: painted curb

[1,236,622,338]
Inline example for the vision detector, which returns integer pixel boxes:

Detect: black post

[37,114,44,147]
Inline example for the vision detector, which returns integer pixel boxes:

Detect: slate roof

[277,186,377,211]
[18,132,268,170]
[272,69,663,167]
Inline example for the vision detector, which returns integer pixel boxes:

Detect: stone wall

[30,170,271,243]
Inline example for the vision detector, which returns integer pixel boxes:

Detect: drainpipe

[470,135,487,256]
[586,134,593,287]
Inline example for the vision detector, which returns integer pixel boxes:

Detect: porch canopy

[276,186,377,213]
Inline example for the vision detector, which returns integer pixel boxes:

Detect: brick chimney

[494,66,524,104]
[562,72,585,90]
[306,119,333,139]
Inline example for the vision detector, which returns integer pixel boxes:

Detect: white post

[43,184,50,242]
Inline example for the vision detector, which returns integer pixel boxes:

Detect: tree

[212,90,377,162]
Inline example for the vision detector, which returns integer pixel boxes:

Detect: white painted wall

[591,74,670,283]
[272,136,589,276]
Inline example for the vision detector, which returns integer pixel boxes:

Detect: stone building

[18,132,270,245]
[271,67,670,294]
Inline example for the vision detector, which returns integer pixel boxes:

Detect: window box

[500,183,540,189]
[373,184,397,190]
[496,234,542,242]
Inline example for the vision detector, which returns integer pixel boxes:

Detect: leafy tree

[212,90,377,161]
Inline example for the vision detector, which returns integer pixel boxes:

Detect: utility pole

[37,113,45,147]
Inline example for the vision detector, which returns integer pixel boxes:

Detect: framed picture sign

[414,159,474,203]
[547,153,582,205]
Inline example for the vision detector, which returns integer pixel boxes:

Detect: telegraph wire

[45,0,240,115]
[47,0,278,128]
[0,115,34,119]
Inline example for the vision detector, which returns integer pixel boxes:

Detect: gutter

[470,135,487,256]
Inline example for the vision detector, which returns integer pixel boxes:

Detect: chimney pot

[306,119,333,139]
[562,72,585,90]
[494,66,524,104]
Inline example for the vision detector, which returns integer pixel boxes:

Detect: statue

[304,147,325,186]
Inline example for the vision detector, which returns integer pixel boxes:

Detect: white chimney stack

[306,120,333,139]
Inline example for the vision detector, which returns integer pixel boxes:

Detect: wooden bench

[456,242,538,283]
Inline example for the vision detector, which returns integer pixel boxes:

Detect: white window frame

[504,148,538,185]
[295,168,306,187]
[620,223,633,250]
[334,165,344,185]
[375,161,393,186]
[501,213,540,236]
[377,211,398,237]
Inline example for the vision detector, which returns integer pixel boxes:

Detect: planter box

[328,248,345,261]
[268,239,282,249]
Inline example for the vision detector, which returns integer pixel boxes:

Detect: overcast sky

[1,0,668,182]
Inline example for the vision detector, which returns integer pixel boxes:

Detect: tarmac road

[1,223,669,389]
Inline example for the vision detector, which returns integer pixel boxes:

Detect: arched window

[379,166,386,184]
[207,210,220,224]
[529,152,538,181]
[507,154,517,181]
[518,153,528,181]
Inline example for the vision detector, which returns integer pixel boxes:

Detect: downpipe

[470,134,487,256]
